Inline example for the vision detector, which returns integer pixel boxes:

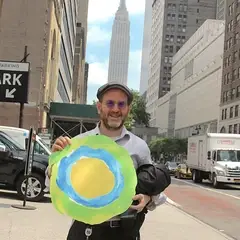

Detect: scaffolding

[48,102,99,144]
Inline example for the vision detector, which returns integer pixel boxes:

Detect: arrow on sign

[5,88,16,98]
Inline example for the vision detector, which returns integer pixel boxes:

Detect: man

[46,82,169,239]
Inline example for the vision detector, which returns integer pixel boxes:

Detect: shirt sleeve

[147,192,167,211]
[137,140,153,166]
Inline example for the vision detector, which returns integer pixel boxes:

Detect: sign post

[0,46,30,127]
[12,127,36,210]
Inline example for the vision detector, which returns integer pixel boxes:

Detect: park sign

[0,61,30,103]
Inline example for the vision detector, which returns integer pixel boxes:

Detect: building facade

[146,0,218,127]
[0,0,63,128]
[216,0,226,20]
[218,0,240,134]
[139,0,152,95]
[107,0,130,85]
[55,0,79,103]
[72,0,89,104]
[155,20,225,138]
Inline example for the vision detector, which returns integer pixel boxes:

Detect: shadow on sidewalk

[0,190,52,203]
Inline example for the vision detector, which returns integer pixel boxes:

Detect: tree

[125,90,150,130]
[149,137,188,163]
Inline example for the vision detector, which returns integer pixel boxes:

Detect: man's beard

[101,112,126,131]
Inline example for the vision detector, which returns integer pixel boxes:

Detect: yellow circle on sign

[70,158,115,199]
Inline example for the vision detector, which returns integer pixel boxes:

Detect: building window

[235,33,239,44]
[182,36,186,43]
[237,86,240,97]
[179,4,183,11]
[232,88,236,99]
[237,14,240,24]
[233,69,237,80]
[234,51,238,62]
[229,5,233,15]
[238,68,240,78]
[169,46,173,53]
[234,124,238,134]
[224,109,227,119]
[229,125,233,133]
[197,9,199,13]
[196,19,198,24]
[235,105,239,117]
[221,109,224,120]
[230,107,234,118]
[176,46,181,52]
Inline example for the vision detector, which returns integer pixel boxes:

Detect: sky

[85,0,146,104]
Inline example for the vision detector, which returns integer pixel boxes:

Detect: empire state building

[107,0,130,85]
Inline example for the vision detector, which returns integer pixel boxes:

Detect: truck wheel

[192,170,202,183]
[16,173,45,202]
[212,173,222,189]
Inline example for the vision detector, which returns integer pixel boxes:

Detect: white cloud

[88,50,142,90]
[88,0,145,23]
[87,26,111,44]
[88,60,109,85]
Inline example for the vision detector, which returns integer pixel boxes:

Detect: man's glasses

[104,100,127,109]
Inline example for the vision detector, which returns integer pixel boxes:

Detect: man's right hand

[47,136,72,178]
[51,136,71,152]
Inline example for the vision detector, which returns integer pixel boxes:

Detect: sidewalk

[0,191,233,240]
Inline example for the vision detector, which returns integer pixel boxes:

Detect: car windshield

[38,137,51,152]
[169,162,177,167]
[217,150,240,162]
[0,132,25,150]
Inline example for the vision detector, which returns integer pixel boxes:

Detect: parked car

[165,161,178,175]
[175,163,192,179]
[0,131,49,202]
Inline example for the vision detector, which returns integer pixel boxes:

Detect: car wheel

[16,173,45,202]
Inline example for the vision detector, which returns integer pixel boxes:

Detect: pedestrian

[45,82,170,240]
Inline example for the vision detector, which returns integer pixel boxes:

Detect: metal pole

[19,46,28,128]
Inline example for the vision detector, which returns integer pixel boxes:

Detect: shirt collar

[93,122,130,140]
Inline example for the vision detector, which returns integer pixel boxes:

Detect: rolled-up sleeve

[136,139,168,210]
[147,192,167,211]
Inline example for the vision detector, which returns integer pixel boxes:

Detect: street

[0,189,235,240]
[165,177,240,240]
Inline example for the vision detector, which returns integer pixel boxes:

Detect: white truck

[186,133,240,188]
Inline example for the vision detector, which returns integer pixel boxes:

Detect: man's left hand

[129,194,151,213]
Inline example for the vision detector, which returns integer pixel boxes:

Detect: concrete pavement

[0,190,234,240]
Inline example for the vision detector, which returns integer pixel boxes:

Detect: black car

[0,131,49,202]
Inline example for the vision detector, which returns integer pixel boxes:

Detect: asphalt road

[165,177,240,240]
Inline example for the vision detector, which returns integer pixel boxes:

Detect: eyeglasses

[104,100,127,109]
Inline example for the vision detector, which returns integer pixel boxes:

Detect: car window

[33,141,48,156]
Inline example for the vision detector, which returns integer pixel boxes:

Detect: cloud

[87,60,109,85]
[87,26,111,44]
[88,0,145,23]
[128,50,142,90]
[87,50,142,88]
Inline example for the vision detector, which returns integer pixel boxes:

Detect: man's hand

[129,194,151,213]
[48,136,72,178]
[51,136,71,152]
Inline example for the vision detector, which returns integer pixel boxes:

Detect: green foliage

[124,90,150,130]
[149,137,188,162]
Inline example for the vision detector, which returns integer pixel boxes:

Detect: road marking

[172,178,240,201]
[166,197,181,207]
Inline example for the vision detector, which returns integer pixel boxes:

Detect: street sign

[0,60,30,103]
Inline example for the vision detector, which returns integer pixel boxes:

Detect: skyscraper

[146,0,218,127]
[107,0,130,85]
[139,0,152,96]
